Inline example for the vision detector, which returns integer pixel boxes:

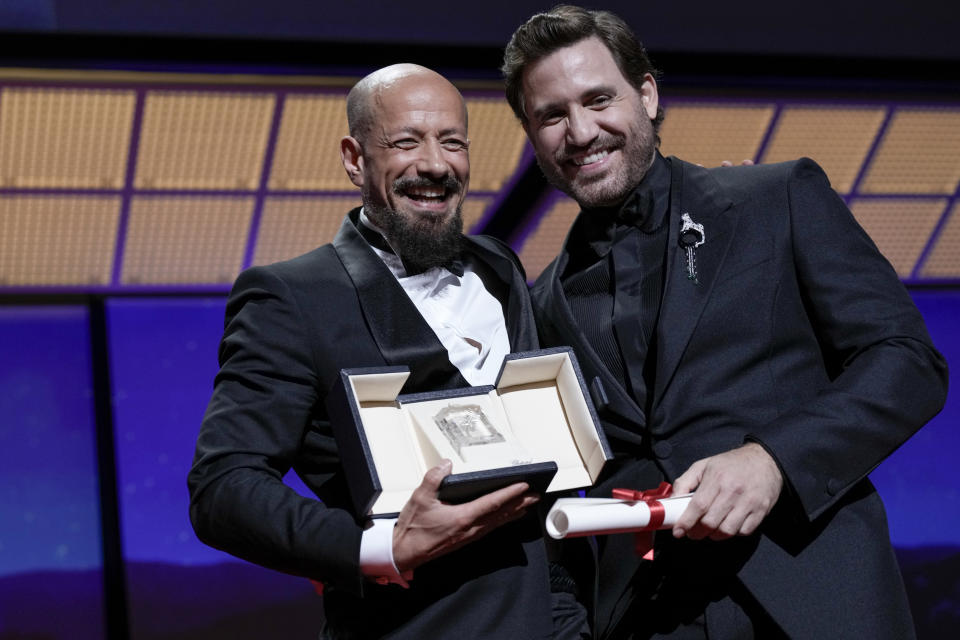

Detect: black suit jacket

[532,158,948,639]
[189,209,553,639]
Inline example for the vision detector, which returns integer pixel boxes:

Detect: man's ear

[340,136,364,188]
[638,73,659,121]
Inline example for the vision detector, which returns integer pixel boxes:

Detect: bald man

[188,65,566,638]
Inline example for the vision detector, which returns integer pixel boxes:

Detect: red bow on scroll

[611,481,673,561]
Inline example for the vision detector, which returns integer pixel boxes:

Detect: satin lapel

[653,159,737,407]
[466,237,539,352]
[332,210,464,391]
[538,251,646,430]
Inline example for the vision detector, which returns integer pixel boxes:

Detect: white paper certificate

[545,494,693,539]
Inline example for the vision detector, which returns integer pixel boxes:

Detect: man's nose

[416,139,449,178]
[565,107,599,147]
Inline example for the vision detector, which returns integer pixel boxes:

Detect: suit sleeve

[753,159,948,522]
[187,265,365,594]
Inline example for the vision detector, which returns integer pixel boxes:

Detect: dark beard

[363,194,464,273]
[536,108,657,209]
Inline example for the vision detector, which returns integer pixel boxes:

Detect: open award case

[326,347,612,519]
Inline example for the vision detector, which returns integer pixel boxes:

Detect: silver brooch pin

[679,212,705,284]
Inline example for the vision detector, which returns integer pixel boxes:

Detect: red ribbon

[611,481,673,561]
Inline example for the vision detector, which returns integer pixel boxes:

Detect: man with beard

[503,6,947,639]
[188,64,564,639]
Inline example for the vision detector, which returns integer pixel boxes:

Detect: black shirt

[562,152,672,415]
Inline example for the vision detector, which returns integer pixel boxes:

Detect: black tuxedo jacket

[532,158,948,639]
[189,209,553,639]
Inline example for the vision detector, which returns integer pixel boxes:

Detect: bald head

[339,63,471,273]
[346,63,468,143]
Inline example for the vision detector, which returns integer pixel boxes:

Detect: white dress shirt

[356,211,511,586]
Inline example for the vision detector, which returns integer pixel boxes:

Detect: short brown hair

[502,4,664,133]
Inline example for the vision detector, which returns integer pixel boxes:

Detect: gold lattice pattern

[464,97,528,192]
[920,201,960,278]
[659,104,774,168]
[121,196,254,284]
[1,69,959,289]
[268,93,355,192]
[254,195,360,265]
[461,195,492,233]
[861,108,960,194]
[518,197,581,281]
[135,91,275,190]
[850,198,948,277]
[761,106,886,194]
[0,195,119,285]
[0,87,135,188]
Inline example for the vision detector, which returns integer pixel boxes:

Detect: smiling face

[341,67,469,267]
[520,37,659,209]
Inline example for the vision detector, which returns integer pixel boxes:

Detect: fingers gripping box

[326,347,612,518]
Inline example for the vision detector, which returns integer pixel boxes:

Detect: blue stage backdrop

[0,288,957,638]
[0,306,104,639]
[870,290,960,548]
[106,297,319,640]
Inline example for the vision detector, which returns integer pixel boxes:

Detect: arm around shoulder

[748,158,948,521]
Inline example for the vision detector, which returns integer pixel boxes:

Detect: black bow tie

[356,219,465,277]
[578,186,657,259]
[617,188,655,229]
[404,257,465,278]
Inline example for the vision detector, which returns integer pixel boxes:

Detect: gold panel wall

[849,198,947,277]
[659,104,775,168]
[0,87,135,188]
[465,98,528,192]
[254,195,360,266]
[0,69,957,288]
[268,94,354,192]
[135,91,275,190]
[920,202,960,279]
[762,106,886,194]
[518,198,581,281]
[121,196,254,284]
[861,108,960,195]
[461,195,493,233]
[0,195,119,285]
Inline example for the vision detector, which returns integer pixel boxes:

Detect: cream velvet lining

[347,352,607,515]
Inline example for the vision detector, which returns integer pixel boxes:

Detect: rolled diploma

[546,494,693,539]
